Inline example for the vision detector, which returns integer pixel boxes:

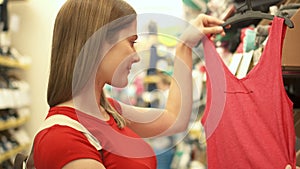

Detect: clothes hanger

[222,0,294,29]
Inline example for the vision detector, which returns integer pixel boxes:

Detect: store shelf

[0,143,30,164]
[0,116,29,131]
[0,56,30,69]
[143,75,160,84]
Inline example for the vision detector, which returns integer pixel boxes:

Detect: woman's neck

[56,100,74,107]
[57,99,110,121]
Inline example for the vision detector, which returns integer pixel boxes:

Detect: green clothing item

[182,0,208,11]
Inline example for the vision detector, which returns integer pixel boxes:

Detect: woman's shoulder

[33,121,102,168]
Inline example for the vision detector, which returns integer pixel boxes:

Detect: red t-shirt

[202,17,296,168]
[34,102,157,168]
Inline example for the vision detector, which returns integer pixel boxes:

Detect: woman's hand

[192,14,225,36]
[180,14,225,48]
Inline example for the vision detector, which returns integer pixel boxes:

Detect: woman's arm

[121,14,224,138]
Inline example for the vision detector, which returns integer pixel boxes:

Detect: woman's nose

[132,53,140,63]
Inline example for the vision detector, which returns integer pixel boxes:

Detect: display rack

[0,54,31,168]
[0,116,29,131]
[0,143,30,164]
[0,56,30,69]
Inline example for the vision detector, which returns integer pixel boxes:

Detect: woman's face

[97,21,140,88]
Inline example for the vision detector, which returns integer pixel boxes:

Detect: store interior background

[1,0,299,168]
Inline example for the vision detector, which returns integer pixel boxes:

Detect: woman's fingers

[180,14,225,47]
[202,26,224,35]
[200,14,224,26]
[195,14,225,36]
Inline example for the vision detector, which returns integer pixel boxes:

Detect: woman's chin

[111,79,128,88]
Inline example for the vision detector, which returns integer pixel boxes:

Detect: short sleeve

[33,125,102,169]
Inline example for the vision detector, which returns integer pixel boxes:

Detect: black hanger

[222,0,294,29]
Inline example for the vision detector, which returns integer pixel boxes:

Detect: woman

[33,0,224,168]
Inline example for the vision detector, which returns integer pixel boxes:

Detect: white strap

[36,114,102,151]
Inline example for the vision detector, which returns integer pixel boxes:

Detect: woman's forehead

[118,20,137,39]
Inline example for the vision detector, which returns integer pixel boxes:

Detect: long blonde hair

[47,0,136,128]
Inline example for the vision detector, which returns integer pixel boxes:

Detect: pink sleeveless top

[201,17,296,169]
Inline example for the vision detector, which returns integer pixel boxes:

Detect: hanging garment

[201,17,296,169]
